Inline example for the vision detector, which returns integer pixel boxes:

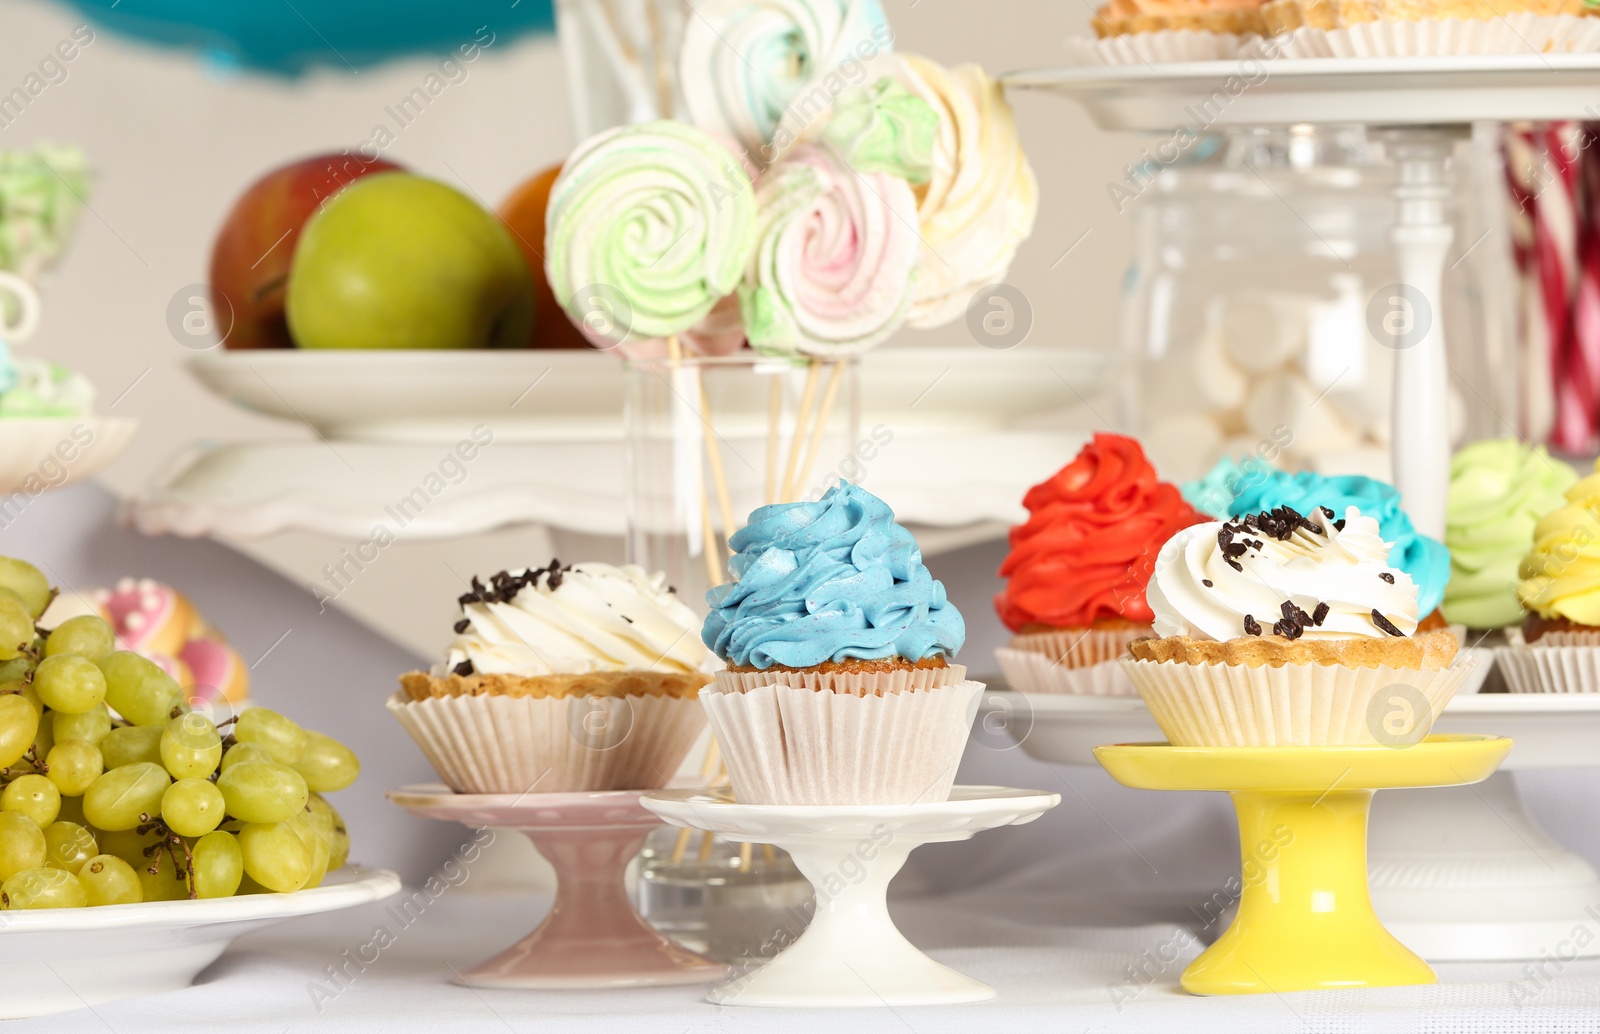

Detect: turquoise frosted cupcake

[699,483,979,804]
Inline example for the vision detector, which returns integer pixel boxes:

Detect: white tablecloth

[22,883,1600,1034]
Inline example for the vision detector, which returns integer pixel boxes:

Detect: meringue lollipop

[739,142,921,357]
[545,120,758,354]
[680,0,894,161]
[895,54,1038,329]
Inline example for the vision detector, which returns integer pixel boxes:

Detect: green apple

[286,172,534,349]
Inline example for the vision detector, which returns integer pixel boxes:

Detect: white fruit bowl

[0,864,399,1018]
[0,417,137,495]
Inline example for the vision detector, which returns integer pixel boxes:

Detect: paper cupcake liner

[1066,31,1248,65]
[1009,628,1146,669]
[1511,627,1600,648]
[1297,12,1600,56]
[699,679,985,805]
[386,691,707,794]
[712,663,967,696]
[1120,655,1475,746]
[1495,643,1600,693]
[996,649,1138,696]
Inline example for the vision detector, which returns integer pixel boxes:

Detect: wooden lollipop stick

[671,736,723,864]
[765,376,782,506]
[695,370,738,566]
[780,359,822,502]
[794,360,846,496]
[739,841,754,873]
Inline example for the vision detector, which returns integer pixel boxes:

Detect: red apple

[209,153,402,349]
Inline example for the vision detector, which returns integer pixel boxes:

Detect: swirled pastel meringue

[895,54,1037,329]
[680,0,894,159]
[0,143,89,281]
[738,143,920,356]
[545,121,756,349]
[703,483,965,668]
[1446,439,1577,628]
[819,78,937,183]
[440,561,715,678]
[1150,507,1420,643]
[1228,470,1450,618]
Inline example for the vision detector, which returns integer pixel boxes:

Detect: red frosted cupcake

[995,433,1204,694]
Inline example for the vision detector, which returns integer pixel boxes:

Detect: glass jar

[636,826,814,966]
[625,354,857,964]
[624,354,859,604]
[1122,125,1504,484]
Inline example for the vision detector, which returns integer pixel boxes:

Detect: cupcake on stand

[388,559,726,989]
[1096,504,1510,996]
[644,484,1060,1008]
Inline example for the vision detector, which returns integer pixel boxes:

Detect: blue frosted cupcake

[699,483,978,804]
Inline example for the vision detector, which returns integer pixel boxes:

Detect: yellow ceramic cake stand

[1094,733,1512,996]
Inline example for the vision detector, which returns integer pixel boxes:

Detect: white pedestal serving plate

[991,689,1600,961]
[0,865,399,1018]
[641,785,1060,1007]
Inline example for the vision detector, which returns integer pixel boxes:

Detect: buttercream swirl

[1518,458,1600,624]
[738,142,921,356]
[439,561,714,677]
[1228,471,1451,618]
[1150,507,1420,642]
[819,78,937,183]
[680,0,894,159]
[545,120,756,348]
[895,54,1038,329]
[996,434,1203,632]
[1446,439,1577,628]
[703,483,965,668]
[1182,454,1276,521]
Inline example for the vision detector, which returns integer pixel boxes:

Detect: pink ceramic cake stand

[388,784,727,989]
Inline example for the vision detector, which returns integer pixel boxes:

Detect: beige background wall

[3,0,1138,653]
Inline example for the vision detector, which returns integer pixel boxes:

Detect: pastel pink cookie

[179,636,250,705]
[96,578,197,658]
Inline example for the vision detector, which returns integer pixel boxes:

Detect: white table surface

[22,880,1600,1034]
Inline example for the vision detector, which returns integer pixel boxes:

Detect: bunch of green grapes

[0,556,359,909]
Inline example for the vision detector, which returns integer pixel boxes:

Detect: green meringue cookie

[820,77,937,184]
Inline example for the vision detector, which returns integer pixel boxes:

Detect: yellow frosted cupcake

[1499,461,1600,693]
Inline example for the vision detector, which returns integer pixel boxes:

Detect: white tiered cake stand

[994,690,1600,961]
[1006,53,1600,538]
[641,785,1060,1007]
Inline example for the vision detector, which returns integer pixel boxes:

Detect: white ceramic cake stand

[994,690,1600,961]
[1006,54,1600,538]
[641,785,1060,1007]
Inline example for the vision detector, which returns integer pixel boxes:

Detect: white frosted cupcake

[390,560,712,794]
[1123,506,1472,747]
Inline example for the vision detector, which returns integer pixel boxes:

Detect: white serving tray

[1005,53,1600,131]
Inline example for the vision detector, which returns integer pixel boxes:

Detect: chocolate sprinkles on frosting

[1214,507,1406,641]
[454,558,573,637]
[1372,610,1406,637]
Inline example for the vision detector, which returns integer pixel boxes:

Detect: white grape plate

[0,864,399,1018]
